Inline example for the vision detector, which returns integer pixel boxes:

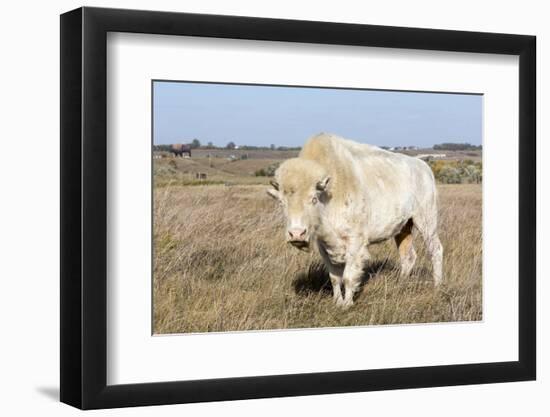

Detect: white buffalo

[268,133,443,307]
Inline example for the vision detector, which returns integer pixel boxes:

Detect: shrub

[428,160,483,184]
[254,162,280,177]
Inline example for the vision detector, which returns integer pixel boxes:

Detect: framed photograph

[60,6,536,409]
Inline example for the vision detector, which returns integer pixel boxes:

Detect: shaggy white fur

[268,133,443,307]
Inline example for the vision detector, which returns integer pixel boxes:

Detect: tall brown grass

[153,180,482,334]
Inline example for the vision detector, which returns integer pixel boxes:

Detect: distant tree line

[239,144,301,151]
[156,140,480,153]
[153,144,173,152]
[433,143,482,151]
[153,140,301,151]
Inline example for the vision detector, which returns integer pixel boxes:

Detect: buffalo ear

[316,176,331,192]
[267,179,280,199]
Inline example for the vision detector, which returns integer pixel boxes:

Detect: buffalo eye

[312,196,318,204]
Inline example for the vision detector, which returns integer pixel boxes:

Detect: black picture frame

[60,6,536,410]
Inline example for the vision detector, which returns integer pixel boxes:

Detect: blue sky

[153,81,482,148]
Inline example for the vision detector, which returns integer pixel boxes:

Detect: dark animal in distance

[171,144,192,158]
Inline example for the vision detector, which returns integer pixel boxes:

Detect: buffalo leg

[328,263,344,304]
[318,244,344,303]
[395,219,417,278]
[426,234,443,286]
[414,214,444,286]
[341,245,369,307]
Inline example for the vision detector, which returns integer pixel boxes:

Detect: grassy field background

[153,153,482,334]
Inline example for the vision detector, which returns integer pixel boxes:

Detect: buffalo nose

[288,228,307,240]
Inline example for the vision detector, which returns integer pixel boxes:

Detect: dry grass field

[153,156,482,334]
